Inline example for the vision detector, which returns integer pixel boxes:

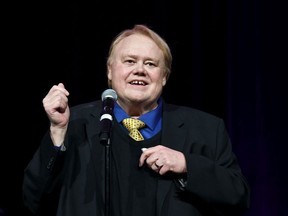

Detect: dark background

[1,0,287,215]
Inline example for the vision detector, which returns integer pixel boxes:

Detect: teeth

[131,80,145,85]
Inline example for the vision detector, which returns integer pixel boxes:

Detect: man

[23,24,250,216]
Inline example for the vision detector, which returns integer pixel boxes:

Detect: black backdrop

[1,0,287,215]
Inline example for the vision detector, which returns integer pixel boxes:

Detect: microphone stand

[100,134,111,216]
[100,116,114,216]
[99,89,117,216]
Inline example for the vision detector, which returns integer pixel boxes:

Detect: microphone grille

[101,89,118,101]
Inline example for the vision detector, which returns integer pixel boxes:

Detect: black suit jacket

[23,100,250,216]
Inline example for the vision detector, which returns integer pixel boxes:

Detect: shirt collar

[114,98,163,130]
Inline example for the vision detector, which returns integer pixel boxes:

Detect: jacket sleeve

[22,131,65,215]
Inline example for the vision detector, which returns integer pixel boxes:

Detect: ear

[162,75,167,86]
[107,65,112,80]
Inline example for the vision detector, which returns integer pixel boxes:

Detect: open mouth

[129,80,147,86]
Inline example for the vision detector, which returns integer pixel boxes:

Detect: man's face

[108,34,167,110]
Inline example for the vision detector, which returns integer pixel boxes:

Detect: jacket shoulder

[164,103,222,123]
[69,100,102,119]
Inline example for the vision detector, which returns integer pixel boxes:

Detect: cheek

[108,66,120,80]
[109,64,127,80]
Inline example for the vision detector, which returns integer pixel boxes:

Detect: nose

[133,62,146,74]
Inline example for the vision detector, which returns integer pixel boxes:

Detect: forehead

[115,34,163,58]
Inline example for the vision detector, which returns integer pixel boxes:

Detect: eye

[124,59,136,64]
[145,61,156,67]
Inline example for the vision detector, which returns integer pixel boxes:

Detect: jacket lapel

[85,102,106,190]
[157,103,187,216]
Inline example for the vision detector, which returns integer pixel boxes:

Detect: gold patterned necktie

[122,118,146,141]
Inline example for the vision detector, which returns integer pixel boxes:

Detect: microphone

[99,89,118,144]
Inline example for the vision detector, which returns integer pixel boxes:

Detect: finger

[57,83,70,96]
[152,163,160,171]
[158,165,169,175]
[44,92,68,110]
[139,147,159,167]
[152,161,167,174]
[155,159,163,167]
[145,154,160,167]
[139,148,151,166]
[138,146,161,167]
